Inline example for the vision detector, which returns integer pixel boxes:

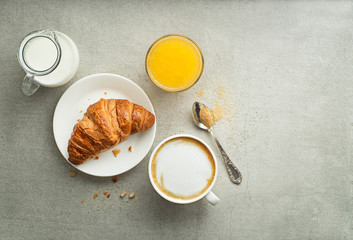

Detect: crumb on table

[112,176,118,183]
[120,191,127,198]
[128,146,133,152]
[81,201,84,204]
[112,149,121,157]
[70,171,76,177]
[93,193,98,199]
[107,193,110,198]
[103,191,108,196]
[128,192,135,199]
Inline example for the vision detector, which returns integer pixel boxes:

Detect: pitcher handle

[22,73,40,96]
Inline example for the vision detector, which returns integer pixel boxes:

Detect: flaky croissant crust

[68,99,155,165]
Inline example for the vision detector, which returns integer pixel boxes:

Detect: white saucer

[53,73,156,177]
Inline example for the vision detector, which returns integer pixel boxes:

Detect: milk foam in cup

[18,30,79,96]
[149,134,220,205]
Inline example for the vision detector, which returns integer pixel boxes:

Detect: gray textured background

[1,1,352,239]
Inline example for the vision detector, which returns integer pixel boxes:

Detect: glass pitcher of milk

[17,30,79,96]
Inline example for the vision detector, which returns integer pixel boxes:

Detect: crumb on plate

[112,149,121,157]
[128,146,133,152]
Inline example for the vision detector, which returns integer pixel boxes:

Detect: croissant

[68,98,155,165]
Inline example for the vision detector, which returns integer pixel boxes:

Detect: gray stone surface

[1,1,352,239]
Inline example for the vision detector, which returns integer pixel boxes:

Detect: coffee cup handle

[205,191,220,205]
[22,73,40,96]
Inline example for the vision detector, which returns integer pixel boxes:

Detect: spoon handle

[209,130,242,184]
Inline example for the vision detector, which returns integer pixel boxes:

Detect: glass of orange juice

[145,34,204,92]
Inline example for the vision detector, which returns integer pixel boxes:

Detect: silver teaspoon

[192,101,242,184]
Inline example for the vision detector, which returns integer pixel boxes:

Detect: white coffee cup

[148,134,220,205]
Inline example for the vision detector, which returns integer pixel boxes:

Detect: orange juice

[146,35,203,92]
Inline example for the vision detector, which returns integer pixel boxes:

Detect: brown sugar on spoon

[200,106,214,129]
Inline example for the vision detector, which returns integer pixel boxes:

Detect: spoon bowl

[192,101,209,130]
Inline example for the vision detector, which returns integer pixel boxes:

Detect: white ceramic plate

[53,73,156,177]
